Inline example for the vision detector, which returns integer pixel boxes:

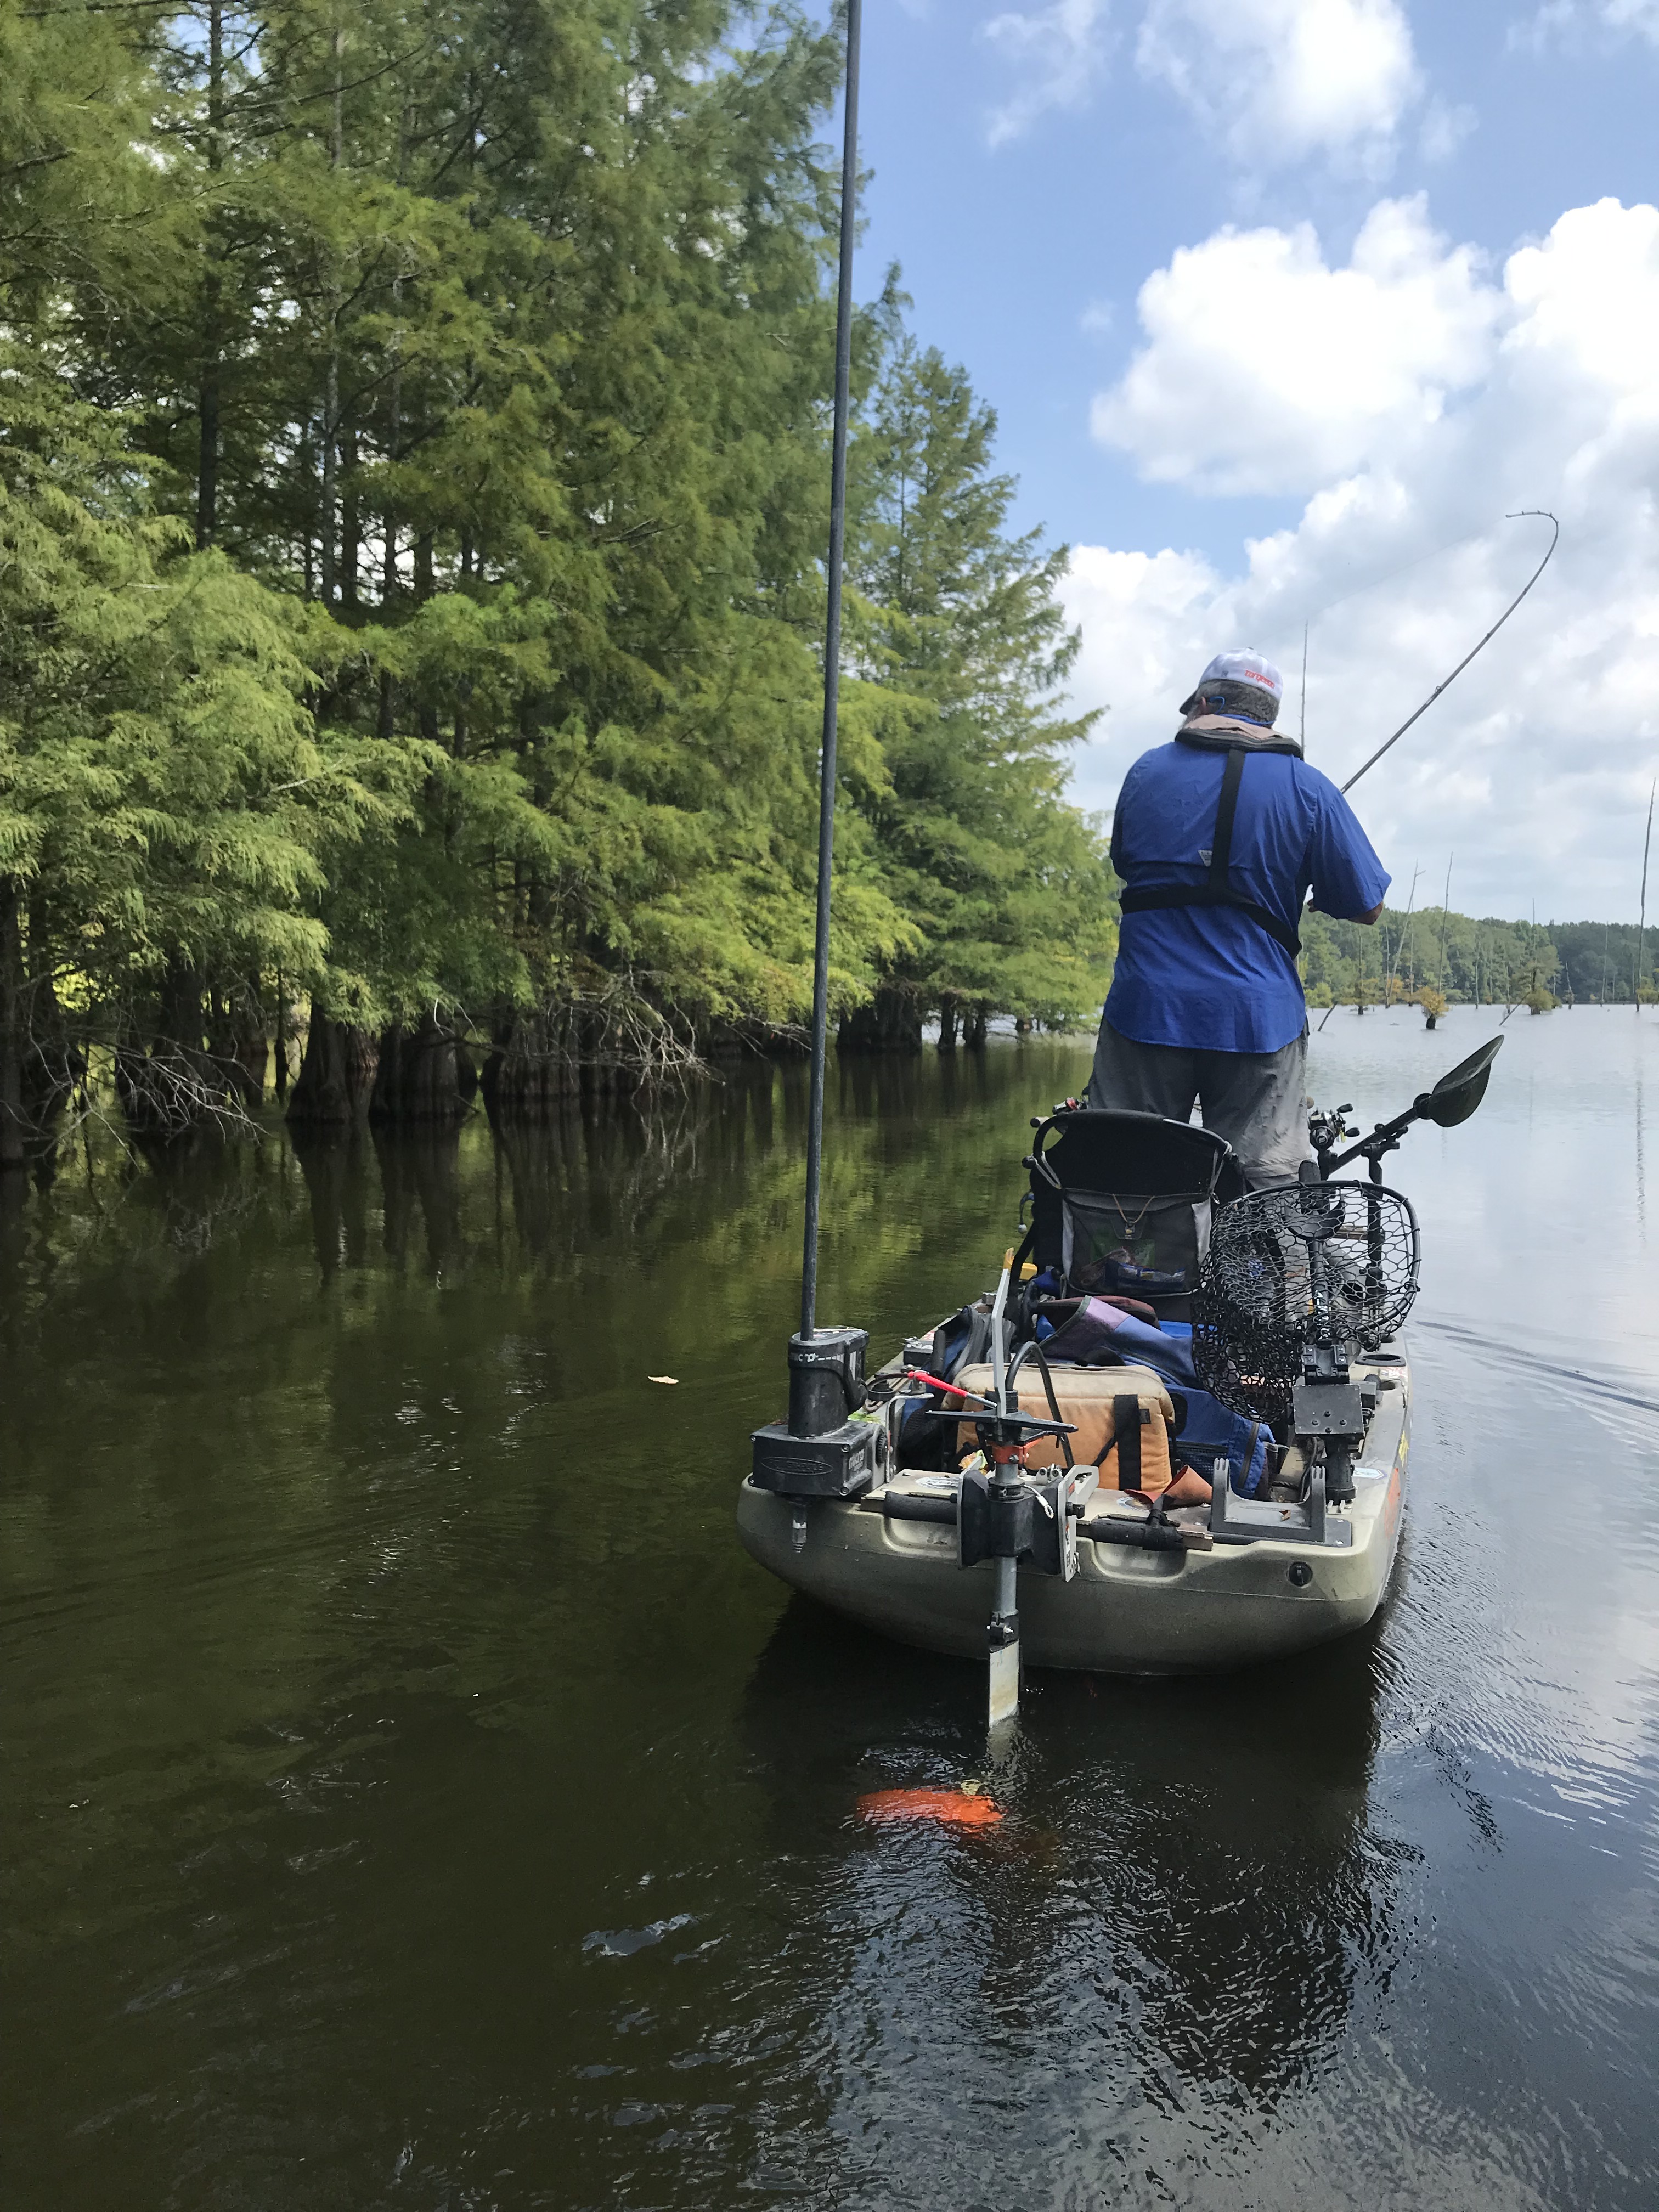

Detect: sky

[836,0,1659,923]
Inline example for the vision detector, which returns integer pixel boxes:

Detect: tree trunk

[414,528,438,742]
[318,26,345,606]
[287,1013,378,1125]
[837,985,922,1054]
[205,984,266,1105]
[196,0,223,550]
[117,960,229,1132]
[300,418,315,599]
[937,996,959,1052]
[369,1013,472,1125]
[483,1006,585,1119]
[965,1006,988,1050]
[0,876,25,1168]
[340,427,359,609]
[274,977,289,1102]
[20,888,79,1117]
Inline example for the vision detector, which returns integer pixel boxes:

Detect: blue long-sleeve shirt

[1105,741,1390,1053]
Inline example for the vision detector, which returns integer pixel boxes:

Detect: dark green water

[4,1012,1658,2211]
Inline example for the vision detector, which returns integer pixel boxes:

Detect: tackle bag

[1035,1296,1271,1497]
[949,1363,1179,1498]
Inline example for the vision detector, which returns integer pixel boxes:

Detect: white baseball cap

[1192,650,1283,706]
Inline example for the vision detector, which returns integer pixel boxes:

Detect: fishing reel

[1307,1102,1358,1158]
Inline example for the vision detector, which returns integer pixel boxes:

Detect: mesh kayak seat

[1024,1107,1246,1321]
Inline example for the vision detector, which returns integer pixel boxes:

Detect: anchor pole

[986,1256,1021,1731]
[799,0,862,1344]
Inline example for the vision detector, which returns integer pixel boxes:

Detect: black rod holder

[798,0,863,1346]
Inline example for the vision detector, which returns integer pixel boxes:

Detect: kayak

[743,1040,1496,1701]
[738,1339,1409,1677]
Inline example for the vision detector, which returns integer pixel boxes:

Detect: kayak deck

[737,1350,1409,1677]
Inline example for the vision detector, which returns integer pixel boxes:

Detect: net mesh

[1192,1181,1419,1425]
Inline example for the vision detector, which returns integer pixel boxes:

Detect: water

[3,1008,1657,2211]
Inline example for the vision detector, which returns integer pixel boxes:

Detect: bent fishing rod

[1341,510,1559,794]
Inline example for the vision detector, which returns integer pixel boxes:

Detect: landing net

[1193,1181,1420,1425]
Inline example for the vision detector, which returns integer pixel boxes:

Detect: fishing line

[1341,511,1560,795]
[1294,518,1496,639]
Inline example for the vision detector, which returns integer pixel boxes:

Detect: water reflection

[744,1594,1393,2129]
[3,1013,1658,2210]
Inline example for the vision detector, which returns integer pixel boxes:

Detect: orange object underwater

[857,1787,1003,1829]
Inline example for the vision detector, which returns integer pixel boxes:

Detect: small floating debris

[648,1375,679,1386]
[582,1913,693,1957]
[857,1787,1003,1830]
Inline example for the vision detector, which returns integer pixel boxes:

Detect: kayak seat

[1023,1107,1245,1322]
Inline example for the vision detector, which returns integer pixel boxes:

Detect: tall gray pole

[799,0,862,1342]
[1638,780,1655,1015]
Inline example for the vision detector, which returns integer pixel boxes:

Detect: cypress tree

[843,328,1116,1049]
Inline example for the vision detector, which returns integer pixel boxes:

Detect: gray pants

[1086,1019,1310,1186]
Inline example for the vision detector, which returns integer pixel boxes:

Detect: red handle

[904,1367,994,1406]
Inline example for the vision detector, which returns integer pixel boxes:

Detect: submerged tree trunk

[483,1006,583,1118]
[837,986,923,1054]
[369,1013,473,1125]
[964,1005,988,1050]
[117,960,236,1133]
[21,889,79,1119]
[287,1013,379,1125]
[937,996,960,1052]
[206,981,268,1105]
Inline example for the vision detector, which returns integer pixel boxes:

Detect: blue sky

[826,1,1659,922]
[855,1,1657,560]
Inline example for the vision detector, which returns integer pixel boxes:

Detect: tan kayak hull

[738,1372,1409,1677]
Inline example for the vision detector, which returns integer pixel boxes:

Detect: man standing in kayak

[1090,649,1390,1185]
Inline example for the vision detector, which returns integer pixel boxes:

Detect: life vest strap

[1117,744,1304,959]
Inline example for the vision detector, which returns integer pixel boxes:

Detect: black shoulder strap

[1118,744,1302,958]
[1209,743,1246,892]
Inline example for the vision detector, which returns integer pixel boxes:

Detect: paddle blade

[1425,1035,1503,1127]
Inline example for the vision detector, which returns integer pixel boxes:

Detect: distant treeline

[0,0,1114,1163]
[1301,907,1657,1008]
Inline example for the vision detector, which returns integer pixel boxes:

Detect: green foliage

[0,0,1111,1134]
[1301,905,1562,1009]
[1543,919,1656,1003]
[843,321,1116,1033]
[0,352,402,1014]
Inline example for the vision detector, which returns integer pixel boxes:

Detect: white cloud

[1091,198,1500,495]
[1514,0,1659,48]
[1065,197,1659,919]
[1136,0,1421,171]
[1418,98,1476,164]
[981,0,1111,148]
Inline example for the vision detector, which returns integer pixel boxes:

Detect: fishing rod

[1341,511,1559,795]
